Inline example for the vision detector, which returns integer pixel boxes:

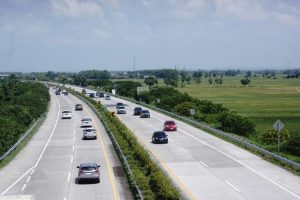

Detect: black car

[140,110,150,118]
[89,93,95,98]
[116,102,124,108]
[152,131,168,144]
[55,90,60,95]
[133,107,142,115]
[97,92,105,98]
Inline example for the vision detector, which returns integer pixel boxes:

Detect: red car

[163,120,177,131]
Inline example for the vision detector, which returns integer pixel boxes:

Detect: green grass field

[175,76,300,139]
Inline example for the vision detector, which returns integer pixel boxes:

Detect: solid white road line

[225,180,239,192]
[26,176,31,183]
[70,156,73,164]
[30,169,34,175]
[151,113,300,199]
[0,166,33,196]
[1,95,61,196]
[72,145,75,151]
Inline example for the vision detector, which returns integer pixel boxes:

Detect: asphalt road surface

[75,86,300,200]
[0,88,132,200]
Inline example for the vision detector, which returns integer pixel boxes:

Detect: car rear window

[154,132,166,137]
[81,166,96,171]
[62,111,71,113]
[166,121,175,125]
[118,106,125,109]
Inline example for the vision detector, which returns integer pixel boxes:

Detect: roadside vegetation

[0,75,50,160]
[71,89,180,200]
[20,69,299,162]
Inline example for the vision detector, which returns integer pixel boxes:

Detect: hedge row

[72,90,180,200]
[0,76,50,157]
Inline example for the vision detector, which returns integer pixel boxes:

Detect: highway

[78,86,300,200]
[0,88,132,200]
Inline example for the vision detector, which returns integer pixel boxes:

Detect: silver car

[62,110,72,119]
[81,117,92,128]
[77,163,100,183]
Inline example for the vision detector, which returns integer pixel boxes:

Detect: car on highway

[140,110,150,118]
[105,95,111,100]
[62,110,72,119]
[77,163,100,183]
[117,106,126,114]
[55,90,60,95]
[116,102,124,108]
[81,117,92,128]
[82,128,97,139]
[62,91,68,95]
[96,92,105,98]
[163,120,177,131]
[89,93,95,98]
[133,107,142,115]
[152,131,168,144]
[82,89,87,94]
[75,104,83,111]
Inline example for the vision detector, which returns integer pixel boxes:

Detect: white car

[62,110,72,119]
[105,95,111,100]
[117,106,126,114]
[83,128,97,139]
[81,117,92,128]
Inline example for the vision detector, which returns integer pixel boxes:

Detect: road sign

[156,98,160,103]
[273,120,284,132]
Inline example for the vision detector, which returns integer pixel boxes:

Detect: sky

[0,0,300,72]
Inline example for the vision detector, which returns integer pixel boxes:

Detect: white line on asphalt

[73,136,75,141]
[26,176,31,183]
[68,172,71,183]
[72,145,75,151]
[199,161,209,168]
[64,197,67,200]
[30,169,34,175]
[21,184,26,192]
[225,180,239,192]
[1,95,61,196]
[0,166,33,196]
[152,113,300,199]
[70,156,73,164]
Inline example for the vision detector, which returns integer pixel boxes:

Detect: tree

[144,76,158,87]
[163,69,179,87]
[180,71,188,87]
[240,78,251,86]
[174,102,196,116]
[208,78,213,85]
[245,71,252,78]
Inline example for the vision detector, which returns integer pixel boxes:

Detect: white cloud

[51,0,103,17]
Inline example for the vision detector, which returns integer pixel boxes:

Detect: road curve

[0,88,132,200]
[77,86,300,200]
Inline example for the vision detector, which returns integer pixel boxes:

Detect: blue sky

[0,0,300,72]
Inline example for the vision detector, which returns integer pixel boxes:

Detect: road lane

[73,86,300,200]
[0,88,132,200]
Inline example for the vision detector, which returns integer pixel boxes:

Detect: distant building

[0,74,10,80]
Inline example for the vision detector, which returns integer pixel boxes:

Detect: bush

[282,134,300,156]
[218,112,256,136]
[261,129,289,145]
[173,102,196,116]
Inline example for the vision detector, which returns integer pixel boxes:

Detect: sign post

[190,109,195,116]
[273,119,284,152]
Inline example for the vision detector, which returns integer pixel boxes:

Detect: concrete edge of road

[69,90,144,200]
[81,85,300,173]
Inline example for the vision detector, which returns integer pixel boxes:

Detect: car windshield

[142,110,149,113]
[118,106,125,109]
[76,104,82,106]
[82,118,91,122]
[81,166,96,171]
[166,121,175,125]
[154,132,166,137]
[62,111,71,113]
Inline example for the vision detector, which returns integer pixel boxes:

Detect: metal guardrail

[70,90,144,200]
[105,92,300,171]
[0,118,40,162]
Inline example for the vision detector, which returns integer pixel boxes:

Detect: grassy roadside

[0,113,47,169]
[69,89,181,200]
